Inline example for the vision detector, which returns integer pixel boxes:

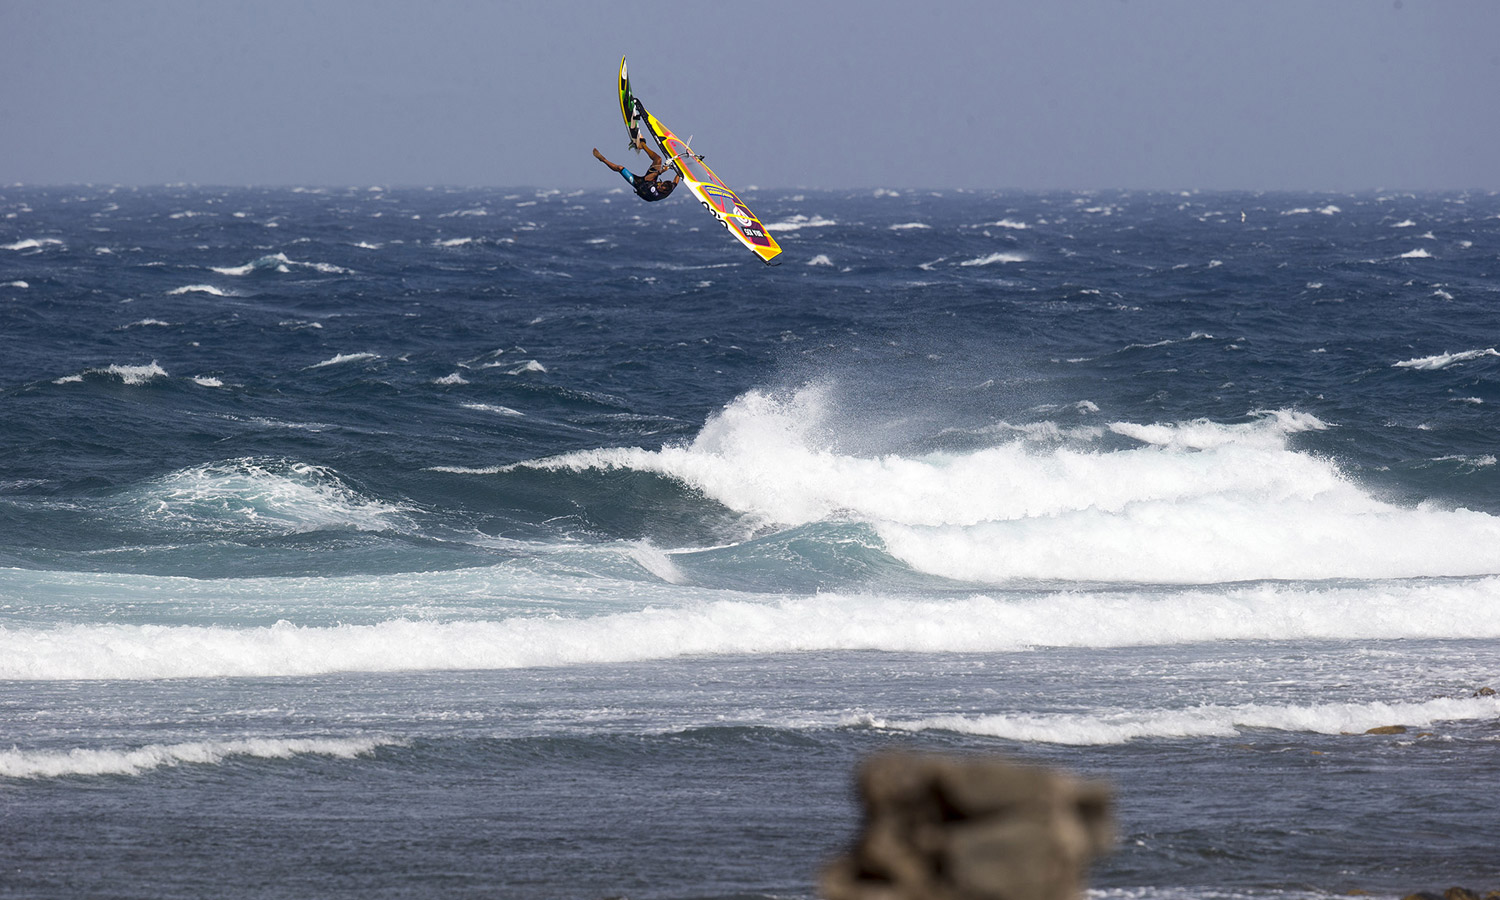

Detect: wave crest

[0,736,394,779]
[120,458,411,536]
[511,387,1500,584]
[5,578,1500,680]
[861,695,1500,746]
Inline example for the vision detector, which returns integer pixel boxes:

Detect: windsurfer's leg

[592,148,623,173]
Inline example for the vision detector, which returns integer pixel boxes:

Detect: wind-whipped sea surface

[3,186,1499,900]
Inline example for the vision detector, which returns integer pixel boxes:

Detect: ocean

[2,184,1498,899]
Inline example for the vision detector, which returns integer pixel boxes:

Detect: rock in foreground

[821,752,1114,900]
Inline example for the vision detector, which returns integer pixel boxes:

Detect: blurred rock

[821,752,1113,900]
[1363,725,1408,735]
[1400,888,1496,900]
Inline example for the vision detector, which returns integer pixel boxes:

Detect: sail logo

[700,184,770,245]
[735,210,770,245]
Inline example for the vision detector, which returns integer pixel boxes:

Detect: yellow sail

[641,108,781,265]
[616,57,780,264]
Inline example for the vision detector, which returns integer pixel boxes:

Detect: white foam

[310,352,379,368]
[211,252,352,276]
[1283,205,1340,216]
[507,360,546,375]
[866,695,1500,746]
[250,417,334,432]
[435,237,475,247]
[1108,409,1326,450]
[1394,348,1499,371]
[764,215,836,233]
[167,284,228,296]
[461,402,523,417]
[1435,454,1496,468]
[960,252,1026,266]
[56,362,170,385]
[434,372,469,385]
[122,458,411,536]
[1399,248,1433,259]
[1392,219,1417,228]
[889,222,931,231]
[1123,333,1216,353]
[117,362,168,384]
[509,386,1500,584]
[807,254,834,267]
[193,376,225,387]
[5,577,1500,680]
[5,280,29,288]
[877,500,1500,584]
[0,736,393,779]
[2,238,63,251]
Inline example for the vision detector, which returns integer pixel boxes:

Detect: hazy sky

[4,0,1498,191]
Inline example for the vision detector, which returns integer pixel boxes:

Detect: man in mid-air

[593,138,680,202]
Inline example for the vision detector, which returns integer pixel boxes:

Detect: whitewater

[3,185,1499,899]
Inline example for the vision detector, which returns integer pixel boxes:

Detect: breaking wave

[0,736,394,779]
[210,252,353,276]
[116,457,412,536]
[1394,348,1500,371]
[4,577,1500,680]
[507,386,1500,584]
[860,695,1500,746]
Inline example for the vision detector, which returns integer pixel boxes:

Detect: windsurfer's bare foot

[592,148,605,162]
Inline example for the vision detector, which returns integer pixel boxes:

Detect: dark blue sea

[3,184,1499,899]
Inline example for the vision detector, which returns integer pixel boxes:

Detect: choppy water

[3,185,1499,899]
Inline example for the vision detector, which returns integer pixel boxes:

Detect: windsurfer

[593,139,680,202]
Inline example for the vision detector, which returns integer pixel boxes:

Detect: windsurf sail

[640,105,782,265]
[616,57,782,265]
[617,57,644,150]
